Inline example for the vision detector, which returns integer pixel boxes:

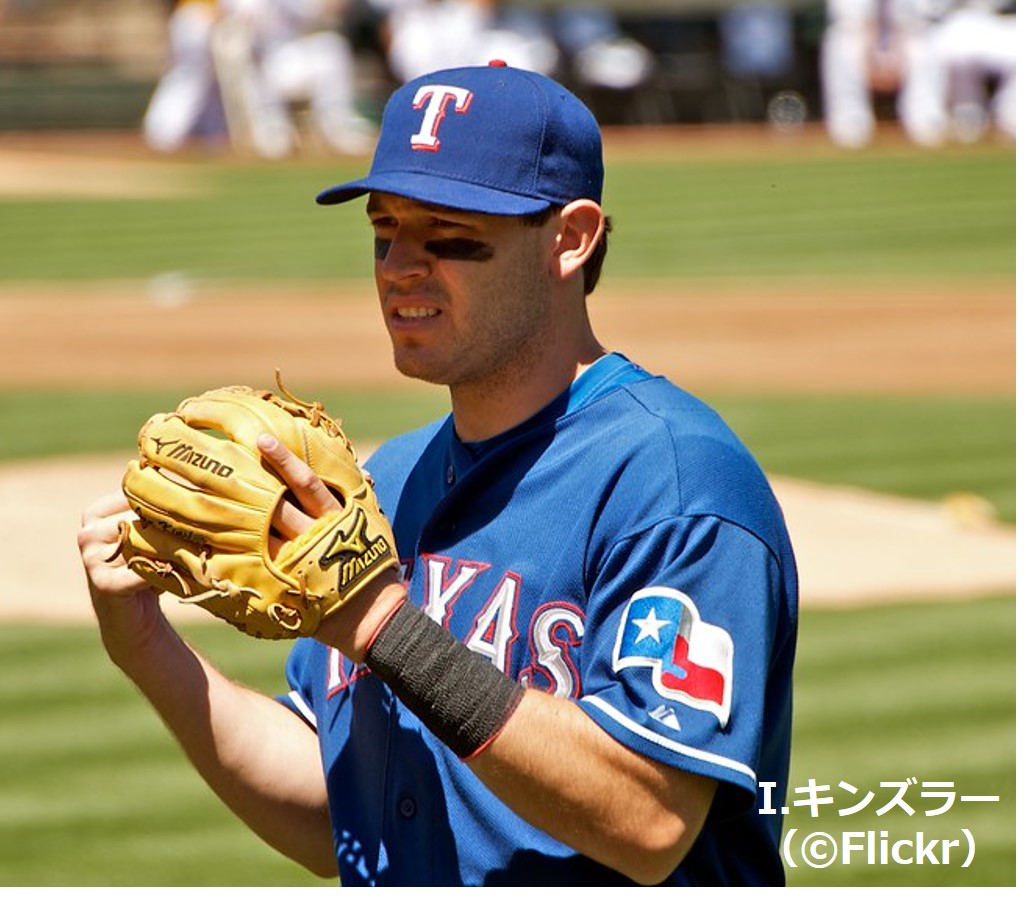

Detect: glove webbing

[365,601,526,759]
[272,369,344,438]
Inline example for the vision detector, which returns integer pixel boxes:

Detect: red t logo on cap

[409,85,474,152]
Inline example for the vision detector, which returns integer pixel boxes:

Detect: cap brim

[316,172,555,216]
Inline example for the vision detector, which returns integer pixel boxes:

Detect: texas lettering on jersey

[325,554,585,698]
[322,558,735,734]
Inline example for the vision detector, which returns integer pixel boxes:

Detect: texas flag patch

[613,587,733,728]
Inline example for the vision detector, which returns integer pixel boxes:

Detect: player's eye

[424,238,494,261]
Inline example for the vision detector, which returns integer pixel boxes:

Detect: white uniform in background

[216,0,376,157]
[901,0,1015,145]
[821,0,1016,148]
[819,0,935,148]
[374,0,559,82]
[143,0,225,152]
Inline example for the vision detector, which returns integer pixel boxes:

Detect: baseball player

[79,61,798,885]
[900,0,1016,145]
[215,0,376,157]
[143,0,226,153]
[819,0,941,148]
[375,0,560,83]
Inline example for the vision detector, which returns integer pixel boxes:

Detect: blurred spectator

[718,2,800,123]
[551,4,653,91]
[143,0,227,152]
[215,0,376,157]
[720,2,794,82]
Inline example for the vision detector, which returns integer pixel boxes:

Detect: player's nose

[375,231,431,282]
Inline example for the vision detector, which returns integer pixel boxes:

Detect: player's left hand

[114,384,400,640]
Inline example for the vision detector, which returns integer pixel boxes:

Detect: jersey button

[398,797,417,819]
[445,465,456,485]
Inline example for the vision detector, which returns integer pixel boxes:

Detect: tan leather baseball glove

[114,379,398,639]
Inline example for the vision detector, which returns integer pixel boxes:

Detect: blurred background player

[372,0,560,82]
[144,0,375,157]
[142,0,226,152]
[903,0,1015,145]
[214,0,376,157]
[820,0,1016,149]
[368,0,652,93]
[819,0,935,148]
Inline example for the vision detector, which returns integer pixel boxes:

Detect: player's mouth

[395,306,440,320]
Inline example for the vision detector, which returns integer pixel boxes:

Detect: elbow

[622,823,695,886]
[307,860,340,881]
[275,817,339,880]
[295,842,340,880]
[303,834,341,880]
[612,777,716,885]
[621,773,718,884]
[606,808,703,886]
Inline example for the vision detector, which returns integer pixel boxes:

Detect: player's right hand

[78,491,165,656]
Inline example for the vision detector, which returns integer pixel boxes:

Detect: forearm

[101,608,337,877]
[468,690,715,885]
[79,491,337,875]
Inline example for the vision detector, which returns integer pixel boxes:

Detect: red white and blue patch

[613,587,734,728]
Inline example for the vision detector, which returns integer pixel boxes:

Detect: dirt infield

[0,133,1015,621]
[0,276,1014,622]
[0,451,1014,626]
[0,277,1013,394]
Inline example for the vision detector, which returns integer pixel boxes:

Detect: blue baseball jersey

[281,353,799,885]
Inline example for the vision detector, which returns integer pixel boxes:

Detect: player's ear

[553,200,604,282]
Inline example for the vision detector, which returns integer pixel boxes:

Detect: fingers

[258,433,342,520]
[78,492,164,652]
[80,489,132,526]
[270,497,314,547]
[79,492,132,562]
[77,492,149,598]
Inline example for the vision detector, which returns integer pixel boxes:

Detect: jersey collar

[455,352,647,462]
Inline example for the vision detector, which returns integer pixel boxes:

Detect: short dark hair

[520,205,612,296]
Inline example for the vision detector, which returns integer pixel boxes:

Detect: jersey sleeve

[576,513,789,810]
[276,637,323,730]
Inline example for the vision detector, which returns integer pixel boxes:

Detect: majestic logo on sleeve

[410,85,473,151]
[613,587,733,728]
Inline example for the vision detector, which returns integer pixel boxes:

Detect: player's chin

[390,348,452,386]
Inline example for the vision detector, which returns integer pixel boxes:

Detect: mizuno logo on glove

[151,437,235,477]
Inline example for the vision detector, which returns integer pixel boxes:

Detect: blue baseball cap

[316,61,603,215]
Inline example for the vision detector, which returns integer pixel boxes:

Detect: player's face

[366,193,558,391]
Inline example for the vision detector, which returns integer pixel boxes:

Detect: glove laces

[272,369,345,438]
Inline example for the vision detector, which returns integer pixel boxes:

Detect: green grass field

[0,144,1013,282]
[0,140,1014,886]
[0,597,1013,886]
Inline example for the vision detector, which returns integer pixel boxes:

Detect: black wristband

[364,602,526,759]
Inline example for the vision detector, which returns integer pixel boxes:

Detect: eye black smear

[374,237,390,260]
[425,238,494,261]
